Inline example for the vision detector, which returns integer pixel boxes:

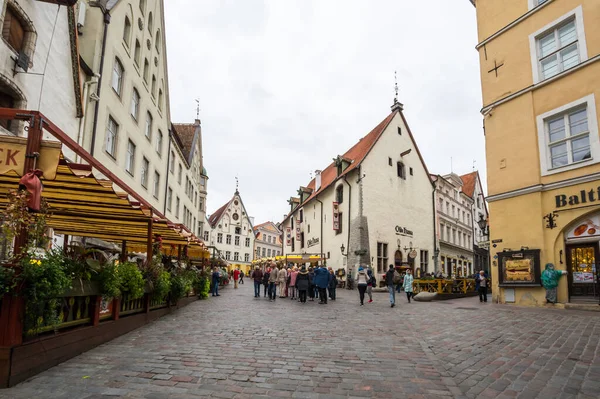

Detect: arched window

[143,58,149,83]
[1,2,37,68]
[158,88,163,112]
[151,75,156,97]
[123,16,131,46]
[134,40,141,66]
[155,29,161,53]
[147,12,153,32]
[130,88,140,120]
[0,73,27,135]
[145,111,153,140]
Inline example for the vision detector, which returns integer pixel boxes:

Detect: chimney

[315,170,322,191]
[195,119,201,126]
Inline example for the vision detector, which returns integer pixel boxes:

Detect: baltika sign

[333,202,340,231]
[0,136,61,179]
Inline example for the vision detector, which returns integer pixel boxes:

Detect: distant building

[253,221,282,260]
[460,171,489,274]
[206,190,255,274]
[281,100,435,281]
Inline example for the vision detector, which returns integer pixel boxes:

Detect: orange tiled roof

[460,171,478,199]
[208,201,230,227]
[172,123,197,162]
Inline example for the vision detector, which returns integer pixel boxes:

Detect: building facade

[469,0,600,305]
[207,191,255,273]
[461,171,490,274]
[281,101,436,283]
[253,221,282,260]
[432,173,475,277]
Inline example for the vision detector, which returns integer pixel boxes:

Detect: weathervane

[195,98,200,119]
[394,71,399,104]
[235,176,239,193]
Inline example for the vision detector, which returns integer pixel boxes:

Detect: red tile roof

[208,201,230,227]
[460,171,478,199]
[172,123,198,162]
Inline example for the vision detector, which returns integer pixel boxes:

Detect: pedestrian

[356,266,370,306]
[211,267,221,297]
[252,266,263,298]
[328,267,337,301]
[313,264,329,304]
[233,267,240,289]
[239,269,245,284]
[475,270,488,303]
[278,265,288,298]
[366,268,375,303]
[289,266,298,300]
[296,265,310,303]
[386,264,396,307]
[396,270,403,293]
[308,266,316,301]
[262,267,270,297]
[268,264,279,301]
[403,269,414,303]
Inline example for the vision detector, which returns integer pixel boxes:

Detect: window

[175,196,180,218]
[140,157,149,188]
[377,242,388,273]
[256,246,261,256]
[225,251,231,260]
[452,229,456,244]
[217,233,223,243]
[235,227,241,235]
[153,171,160,198]
[169,152,175,173]
[529,7,587,83]
[139,0,146,14]
[0,92,15,131]
[447,226,451,242]
[155,30,161,52]
[397,162,406,179]
[105,117,118,157]
[299,209,303,223]
[245,237,250,247]
[336,212,343,235]
[126,140,135,174]
[158,89,163,111]
[156,130,163,155]
[266,236,271,243]
[267,249,271,257]
[388,157,392,166]
[200,176,206,186]
[440,223,445,241]
[336,185,343,204]
[235,236,240,246]
[204,231,209,241]
[420,250,429,272]
[262,248,266,257]
[131,89,140,120]
[147,12,153,32]
[123,16,131,46]
[537,95,599,175]
[199,198,204,211]
[178,164,182,184]
[244,253,250,262]
[167,187,172,211]
[112,58,124,96]
[143,58,149,83]
[397,126,402,135]
[226,235,232,245]
[145,112,152,140]
[232,252,238,261]
[151,75,156,97]
[446,202,450,214]
[409,167,413,176]
[438,198,443,211]
[2,4,25,53]
[134,40,141,66]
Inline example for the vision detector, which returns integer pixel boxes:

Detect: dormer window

[336,185,344,204]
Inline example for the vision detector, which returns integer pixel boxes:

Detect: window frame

[397,162,406,179]
[123,16,132,47]
[144,112,153,140]
[131,88,140,121]
[125,139,136,175]
[377,242,388,274]
[536,94,599,176]
[140,157,149,188]
[105,116,119,158]
[152,170,160,199]
[528,6,587,84]
[167,187,172,211]
[111,58,124,97]
[156,130,163,156]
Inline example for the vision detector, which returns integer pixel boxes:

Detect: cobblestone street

[2,284,600,399]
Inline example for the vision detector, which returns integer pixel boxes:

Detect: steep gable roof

[208,200,231,227]
[172,122,200,164]
[253,221,281,233]
[460,171,478,199]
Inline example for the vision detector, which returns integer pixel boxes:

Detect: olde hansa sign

[0,136,61,179]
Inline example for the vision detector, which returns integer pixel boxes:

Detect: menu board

[504,259,534,282]
[573,272,595,283]
[498,249,542,287]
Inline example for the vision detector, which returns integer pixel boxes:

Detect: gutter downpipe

[343,174,352,285]
[432,185,438,273]
[315,196,324,262]
[89,9,111,156]
[75,79,97,161]
[163,130,173,215]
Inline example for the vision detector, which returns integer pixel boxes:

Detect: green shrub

[0,265,16,297]
[119,261,145,299]
[170,273,193,302]
[194,275,210,299]
[152,270,171,300]
[99,262,121,299]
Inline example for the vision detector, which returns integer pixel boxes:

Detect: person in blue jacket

[313,264,330,304]
[211,267,221,297]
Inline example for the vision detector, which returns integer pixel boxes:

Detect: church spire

[391,70,404,112]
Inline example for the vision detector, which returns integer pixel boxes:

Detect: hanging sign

[0,136,61,179]
[296,221,301,241]
[286,227,292,246]
[333,202,340,230]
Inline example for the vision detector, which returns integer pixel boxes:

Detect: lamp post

[340,244,348,256]
[477,214,490,275]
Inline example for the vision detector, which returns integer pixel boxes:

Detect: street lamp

[477,214,489,236]
[340,244,347,256]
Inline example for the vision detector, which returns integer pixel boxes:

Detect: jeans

[388,286,395,304]
[263,284,268,296]
[268,282,277,300]
[358,284,367,304]
[479,286,487,302]
[254,281,261,297]
[299,290,307,303]
[318,287,327,303]
[212,280,219,296]
[313,286,320,299]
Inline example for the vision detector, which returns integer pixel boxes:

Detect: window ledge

[105,150,117,160]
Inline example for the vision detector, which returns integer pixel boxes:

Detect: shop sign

[333,202,340,231]
[492,239,503,243]
[286,227,292,246]
[556,188,600,208]
[307,237,320,248]
[409,250,417,259]
[497,249,542,287]
[395,225,413,237]
[0,136,61,179]
[573,272,595,283]
[567,215,600,239]
[295,222,301,241]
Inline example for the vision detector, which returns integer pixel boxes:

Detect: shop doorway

[566,244,599,299]
[394,250,403,267]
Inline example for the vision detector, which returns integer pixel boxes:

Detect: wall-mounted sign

[295,223,301,241]
[409,250,417,259]
[333,202,340,231]
[491,239,503,244]
[556,189,600,208]
[0,136,61,179]
[286,227,292,246]
[307,237,320,248]
[497,249,541,287]
[567,214,600,240]
[395,226,413,237]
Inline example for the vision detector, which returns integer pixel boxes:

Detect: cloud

[164,0,485,224]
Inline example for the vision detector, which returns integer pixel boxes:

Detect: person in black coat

[308,266,316,301]
[262,268,270,298]
[328,267,338,301]
[296,266,311,303]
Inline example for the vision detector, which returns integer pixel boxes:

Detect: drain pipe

[76,77,98,161]
[343,174,352,286]
[89,8,111,156]
[432,186,438,274]
[315,196,324,262]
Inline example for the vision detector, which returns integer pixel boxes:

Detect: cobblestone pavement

[2,284,600,399]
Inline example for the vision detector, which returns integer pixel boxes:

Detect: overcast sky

[164,0,484,225]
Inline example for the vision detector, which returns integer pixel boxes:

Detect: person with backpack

[385,264,396,308]
[296,265,310,303]
[313,264,330,304]
[356,266,370,306]
[366,268,375,303]
[262,267,270,298]
[403,269,414,303]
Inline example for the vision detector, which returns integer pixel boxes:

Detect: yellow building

[469,0,600,306]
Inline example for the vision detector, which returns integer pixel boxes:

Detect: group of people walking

[250,264,338,304]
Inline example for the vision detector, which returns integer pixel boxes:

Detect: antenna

[394,71,399,103]
[195,98,200,119]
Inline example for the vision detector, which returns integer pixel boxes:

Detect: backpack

[393,270,401,284]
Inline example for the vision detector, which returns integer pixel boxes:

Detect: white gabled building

[206,190,255,274]
[281,100,436,283]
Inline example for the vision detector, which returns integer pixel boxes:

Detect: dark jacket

[212,271,220,282]
[385,269,395,286]
[296,271,310,291]
[252,269,263,282]
[313,267,330,288]
[328,273,338,289]
[262,271,270,285]
[308,271,315,287]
